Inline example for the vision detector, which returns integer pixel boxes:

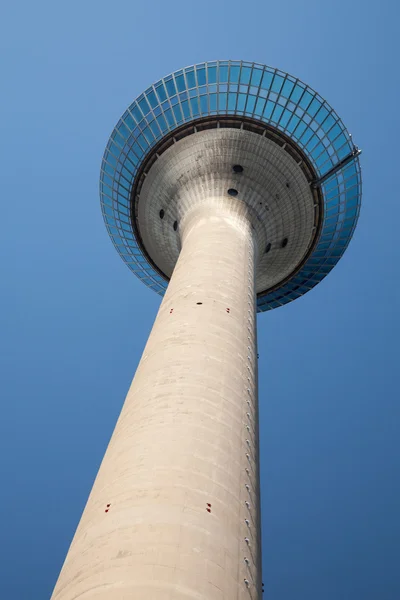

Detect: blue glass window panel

[169,95,178,106]
[315,105,329,125]
[237,94,247,111]
[326,205,339,217]
[137,135,148,150]
[102,173,113,187]
[156,114,168,132]
[164,108,174,126]
[179,91,188,101]
[172,104,183,122]
[118,206,129,218]
[316,150,329,167]
[104,206,113,217]
[343,163,357,178]
[344,206,358,219]
[263,100,274,119]
[290,84,304,103]
[290,83,305,104]
[141,126,154,143]
[324,213,339,227]
[130,104,142,123]
[279,109,292,128]
[261,70,274,90]
[321,114,335,133]
[119,173,131,188]
[120,221,131,232]
[316,242,330,251]
[102,183,113,198]
[311,142,324,159]
[228,93,237,111]
[127,151,139,166]
[345,175,358,189]
[328,123,341,142]
[196,67,206,86]
[219,65,228,82]
[271,104,283,123]
[245,95,256,115]
[141,277,153,286]
[108,141,121,157]
[337,144,351,159]
[155,83,167,103]
[300,127,314,145]
[251,68,262,87]
[333,133,346,151]
[307,97,322,117]
[186,70,196,88]
[209,94,217,111]
[281,78,294,99]
[117,184,129,198]
[146,90,158,109]
[121,166,132,180]
[345,185,359,201]
[165,78,176,97]
[138,97,150,116]
[179,100,189,119]
[286,114,300,133]
[112,129,125,146]
[175,74,186,92]
[200,95,208,114]
[149,120,160,138]
[299,90,313,110]
[106,153,117,168]
[240,66,251,85]
[343,199,358,218]
[219,93,227,111]
[230,65,240,83]
[102,190,112,205]
[207,66,216,84]
[190,96,199,116]
[271,74,284,94]
[123,113,135,131]
[305,134,319,152]
[254,97,266,117]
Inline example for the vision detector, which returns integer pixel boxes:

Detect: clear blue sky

[1,1,399,598]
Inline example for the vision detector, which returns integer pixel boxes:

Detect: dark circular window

[281,237,288,248]
[265,242,271,254]
[286,182,290,188]
[173,220,178,231]
[159,209,165,219]
[233,164,244,173]
[228,188,238,197]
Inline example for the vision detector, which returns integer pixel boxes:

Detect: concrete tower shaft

[51,197,262,599]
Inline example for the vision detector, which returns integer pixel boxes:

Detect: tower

[51,61,361,599]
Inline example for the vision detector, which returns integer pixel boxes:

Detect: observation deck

[100,61,361,310]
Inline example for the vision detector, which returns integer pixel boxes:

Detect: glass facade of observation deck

[100,61,361,311]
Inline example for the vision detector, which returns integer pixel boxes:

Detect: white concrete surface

[138,128,315,295]
[51,196,262,599]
